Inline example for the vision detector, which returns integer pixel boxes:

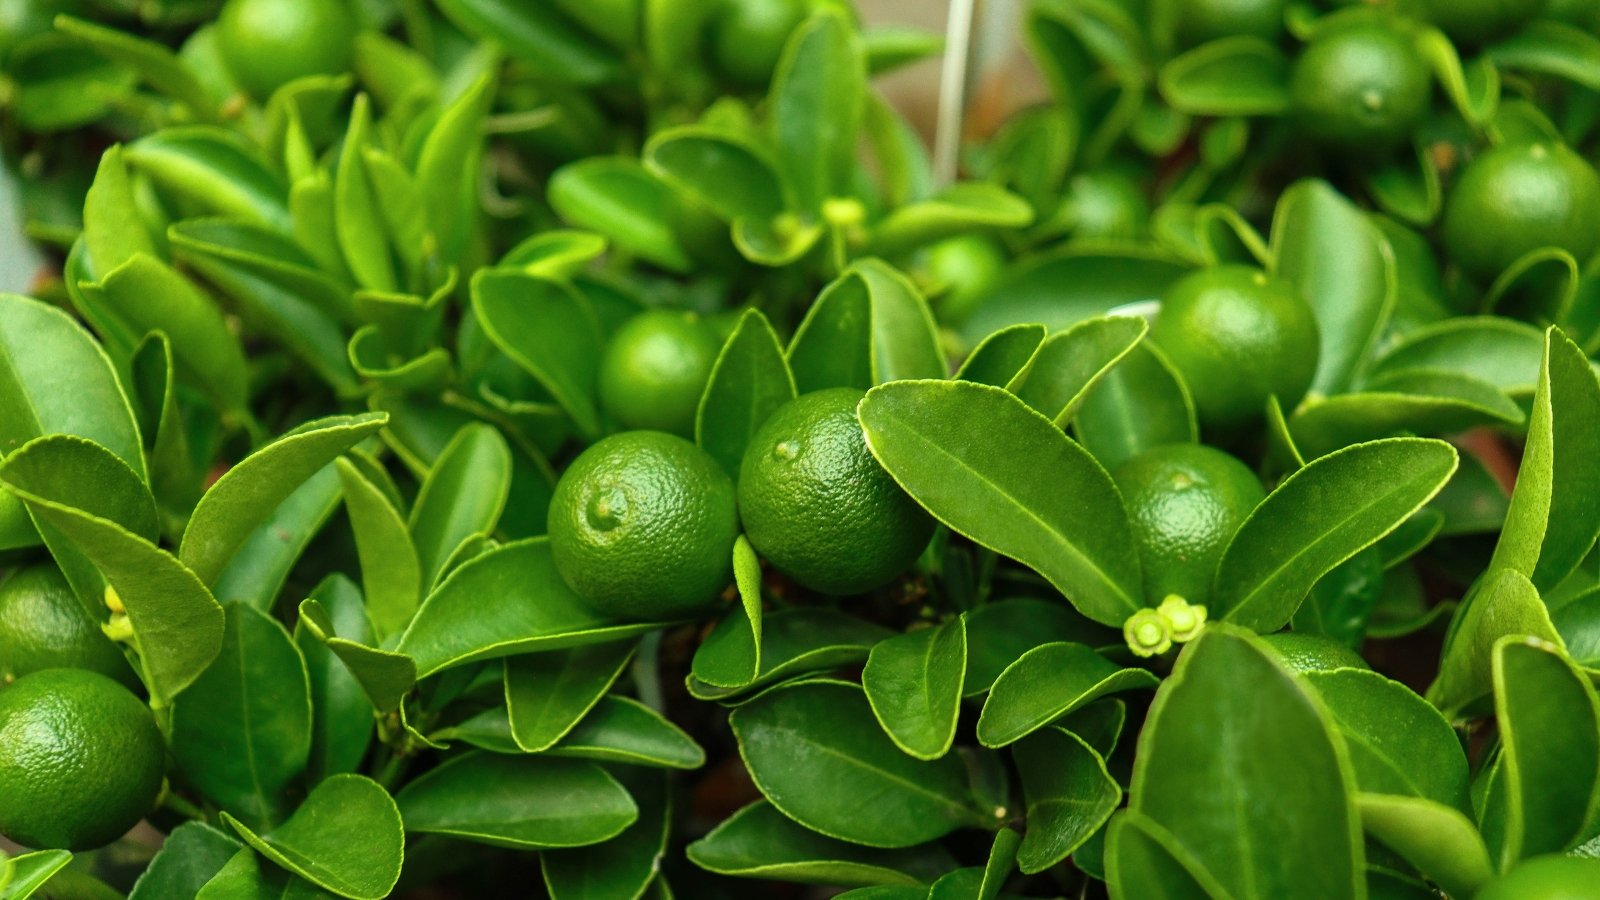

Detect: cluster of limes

[550,309,935,620]
[0,566,165,851]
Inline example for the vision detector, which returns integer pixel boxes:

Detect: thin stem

[373,749,412,793]
[161,789,208,822]
[934,0,978,186]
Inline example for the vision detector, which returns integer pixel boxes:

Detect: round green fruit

[0,668,164,850]
[0,563,135,687]
[711,0,807,88]
[738,388,934,595]
[1442,141,1600,284]
[1149,264,1320,432]
[548,431,739,620]
[216,0,357,100]
[1113,444,1265,606]
[1475,855,1600,900]
[1290,19,1431,156]
[598,309,721,439]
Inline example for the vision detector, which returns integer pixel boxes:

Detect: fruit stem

[161,788,208,822]
[373,749,412,793]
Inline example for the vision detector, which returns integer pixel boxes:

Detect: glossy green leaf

[296,598,416,713]
[860,379,1142,626]
[81,146,157,277]
[963,598,1114,696]
[695,310,796,479]
[0,437,223,703]
[1158,37,1289,116]
[770,11,865,211]
[977,642,1158,747]
[416,75,493,264]
[863,616,967,760]
[1489,327,1600,591]
[398,539,669,677]
[294,577,375,783]
[181,413,386,586]
[0,851,70,900]
[1073,341,1198,471]
[1356,793,1494,899]
[332,96,395,293]
[1130,626,1364,898]
[1270,179,1395,396]
[690,536,764,689]
[1366,316,1544,399]
[789,260,945,393]
[1288,370,1523,459]
[193,847,328,899]
[646,127,788,221]
[125,127,290,231]
[215,464,343,613]
[127,821,243,900]
[1430,569,1562,715]
[1485,636,1600,867]
[223,775,403,900]
[434,0,622,85]
[409,423,512,590]
[335,459,421,640]
[542,695,705,769]
[79,253,250,416]
[1014,726,1121,873]
[871,183,1034,257]
[1213,438,1458,632]
[1106,812,1231,900]
[957,249,1187,343]
[471,269,605,441]
[687,800,955,887]
[730,679,981,848]
[686,607,891,701]
[171,603,312,827]
[1304,669,1469,809]
[543,768,670,900]
[506,642,635,752]
[397,752,638,849]
[1014,315,1146,426]
[548,158,693,273]
[953,323,1046,391]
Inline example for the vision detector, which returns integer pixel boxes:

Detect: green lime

[1149,264,1321,432]
[738,388,934,595]
[1112,444,1265,606]
[216,0,357,100]
[1418,0,1548,47]
[924,234,1007,325]
[1258,632,1371,672]
[1062,169,1149,240]
[0,564,135,687]
[1476,856,1600,899]
[598,309,721,439]
[548,431,739,620]
[1442,141,1600,284]
[711,0,807,88]
[0,668,164,850]
[1290,19,1431,156]
[1173,0,1286,47]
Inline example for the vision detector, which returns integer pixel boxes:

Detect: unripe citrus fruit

[0,668,164,850]
[1259,632,1370,672]
[549,431,738,620]
[1442,141,1600,284]
[738,388,934,595]
[1290,19,1431,156]
[0,563,135,687]
[1113,444,1265,606]
[216,0,357,100]
[711,0,807,88]
[1149,265,1320,432]
[598,309,721,439]
[1475,855,1600,899]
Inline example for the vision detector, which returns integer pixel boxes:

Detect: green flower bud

[1124,608,1173,658]
[1157,594,1208,643]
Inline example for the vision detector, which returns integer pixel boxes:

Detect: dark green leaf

[730,679,981,848]
[397,539,668,677]
[1074,342,1197,471]
[695,311,796,479]
[1014,316,1146,426]
[546,695,706,769]
[128,821,242,900]
[1105,812,1231,900]
[506,642,635,752]
[1214,438,1458,632]
[1367,317,1544,400]
[977,642,1157,747]
[171,603,312,826]
[223,775,403,900]
[1014,727,1120,874]
[543,769,670,900]
[860,380,1142,626]
[397,752,638,849]
[687,800,953,887]
[295,576,376,783]
[1304,669,1469,809]
[1288,372,1524,459]
[471,269,604,441]
[690,536,764,689]
[863,616,967,760]
[686,607,891,701]
[770,11,865,210]
[1130,626,1363,898]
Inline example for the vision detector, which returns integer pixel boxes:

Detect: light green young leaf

[471,269,605,441]
[223,775,403,900]
[1074,341,1197,471]
[953,323,1046,391]
[81,146,158,277]
[334,96,397,292]
[1429,569,1563,716]
[548,158,693,273]
[296,598,416,713]
[294,577,376,783]
[977,642,1158,747]
[689,536,764,689]
[862,615,967,760]
[770,10,866,211]
[695,311,796,479]
[506,642,635,752]
[1356,793,1494,899]
[1,850,71,900]
[336,459,422,640]
[397,753,638,849]
[1014,315,1146,426]
[409,423,512,590]
[210,463,344,611]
